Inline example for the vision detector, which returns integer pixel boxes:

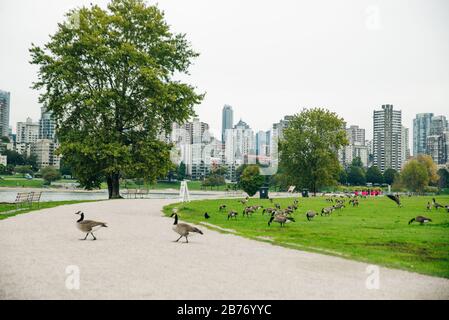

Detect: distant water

[0,189,222,203]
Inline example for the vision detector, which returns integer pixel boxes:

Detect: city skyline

[1,0,449,141]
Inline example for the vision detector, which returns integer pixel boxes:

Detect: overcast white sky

[1,0,449,142]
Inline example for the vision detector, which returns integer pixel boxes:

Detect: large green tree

[437,168,449,189]
[366,166,383,184]
[383,168,397,185]
[279,108,348,194]
[30,0,203,198]
[347,165,366,186]
[400,159,429,193]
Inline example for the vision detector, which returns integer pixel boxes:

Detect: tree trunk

[107,173,122,199]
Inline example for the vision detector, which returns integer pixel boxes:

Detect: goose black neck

[77,212,84,223]
[173,214,178,225]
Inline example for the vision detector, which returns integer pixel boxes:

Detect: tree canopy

[239,165,264,197]
[400,159,429,192]
[279,108,348,194]
[366,166,383,184]
[383,168,397,185]
[30,0,203,198]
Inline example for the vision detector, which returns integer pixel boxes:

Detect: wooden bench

[13,191,43,209]
[29,191,42,208]
[136,189,149,199]
[123,189,149,199]
[14,192,30,209]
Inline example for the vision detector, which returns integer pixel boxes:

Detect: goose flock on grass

[72,194,447,243]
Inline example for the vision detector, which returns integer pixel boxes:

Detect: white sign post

[180,180,190,203]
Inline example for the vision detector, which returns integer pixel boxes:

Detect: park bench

[13,191,43,209]
[136,189,149,198]
[14,192,30,209]
[29,191,42,208]
[123,189,149,199]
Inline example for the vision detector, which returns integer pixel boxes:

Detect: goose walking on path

[171,210,203,243]
[75,211,108,240]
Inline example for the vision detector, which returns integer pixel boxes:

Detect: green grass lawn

[163,195,449,278]
[0,200,99,220]
[0,176,79,188]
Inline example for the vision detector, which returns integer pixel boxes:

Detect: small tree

[400,160,428,193]
[235,164,248,183]
[366,166,384,184]
[416,154,439,185]
[177,162,187,181]
[239,165,264,197]
[41,166,62,185]
[15,165,34,177]
[383,168,397,185]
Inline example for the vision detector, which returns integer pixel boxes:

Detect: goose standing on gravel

[75,211,108,240]
[170,209,203,243]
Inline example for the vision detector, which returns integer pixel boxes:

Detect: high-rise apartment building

[224,119,255,168]
[31,139,61,169]
[413,113,434,156]
[373,104,403,172]
[17,118,39,144]
[401,126,410,166]
[339,125,369,168]
[414,113,448,165]
[221,105,233,142]
[39,106,57,140]
[346,125,365,145]
[0,90,11,138]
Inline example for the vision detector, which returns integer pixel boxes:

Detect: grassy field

[0,200,99,220]
[163,195,449,278]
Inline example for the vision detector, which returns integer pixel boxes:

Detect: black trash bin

[260,187,269,199]
[301,188,309,198]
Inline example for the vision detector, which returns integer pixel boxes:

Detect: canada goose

[228,210,238,220]
[262,207,276,215]
[204,212,210,219]
[275,203,281,209]
[269,198,274,203]
[75,211,107,240]
[219,204,227,211]
[293,199,299,205]
[170,212,203,243]
[321,206,334,216]
[408,216,432,225]
[334,203,345,210]
[426,202,432,210]
[268,212,295,227]
[432,198,444,210]
[239,199,248,205]
[306,211,317,221]
[386,194,401,207]
[242,206,255,218]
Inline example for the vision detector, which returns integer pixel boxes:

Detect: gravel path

[0,199,448,300]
